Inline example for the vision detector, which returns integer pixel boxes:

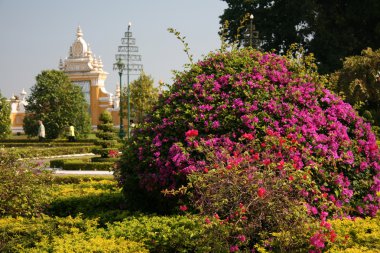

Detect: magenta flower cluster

[118,48,380,219]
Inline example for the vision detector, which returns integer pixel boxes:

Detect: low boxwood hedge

[50,158,90,168]
[0,142,95,148]
[0,139,97,144]
[9,146,97,158]
[90,157,119,163]
[92,148,119,158]
[50,160,114,171]
[52,175,114,184]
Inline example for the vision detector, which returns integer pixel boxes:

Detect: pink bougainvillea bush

[116,48,380,220]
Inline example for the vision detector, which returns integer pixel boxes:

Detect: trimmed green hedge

[8,146,97,158]
[90,157,119,163]
[0,142,95,148]
[50,160,114,171]
[94,139,119,148]
[50,158,90,168]
[0,139,97,143]
[92,148,119,158]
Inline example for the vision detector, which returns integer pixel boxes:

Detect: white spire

[76,26,83,38]
[98,56,103,69]
[87,43,92,56]
[59,58,64,70]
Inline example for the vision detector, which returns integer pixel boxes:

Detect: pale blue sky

[0,0,227,98]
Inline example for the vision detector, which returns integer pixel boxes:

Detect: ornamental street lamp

[126,23,131,140]
[249,14,254,47]
[114,22,143,139]
[244,13,260,48]
[114,57,126,139]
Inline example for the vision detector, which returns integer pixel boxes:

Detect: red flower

[263,159,271,166]
[185,129,198,138]
[257,187,266,198]
[277,159,284,170]
[108,149,119,158]
[205,217,211,224]
[242,133,254,140]
[288,175,294,181]
[214,213,220,219]
[179,205,188,211]
[203,167,209,173]
[329,230,337,242]
[237,234,246,242]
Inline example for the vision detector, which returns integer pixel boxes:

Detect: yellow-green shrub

[28,233,148,253]
[326,214,380,252]
[0,215,99,252]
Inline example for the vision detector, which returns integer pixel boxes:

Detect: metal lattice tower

[113,22,143,139]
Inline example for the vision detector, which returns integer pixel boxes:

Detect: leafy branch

[167,28,194,64]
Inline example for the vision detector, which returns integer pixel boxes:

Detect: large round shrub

[116,48,380,217]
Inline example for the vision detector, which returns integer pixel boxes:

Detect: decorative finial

[76,26,83,38]
[59,58,64,70]
[98,56,103,68]
[87,43,92,56]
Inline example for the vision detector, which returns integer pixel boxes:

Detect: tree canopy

[23,70,91,139]
[219,0,380,73]
[0,91,11,139]
[332,47,380,126]
[128,71,159,124]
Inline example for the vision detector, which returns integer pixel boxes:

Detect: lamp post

[249,14,254,47]
[114,57,126,139]
[127,22,131,139]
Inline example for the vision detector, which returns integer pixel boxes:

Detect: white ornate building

[9,26,123,133]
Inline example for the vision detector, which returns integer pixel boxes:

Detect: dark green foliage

[95,131,117,140]
[90,157,119,163]
[23,70,91,139]
[0,151,52,217]
[220,0,380,73]
[97,122,114,132]
[94,139,119,148]
[94,110,119,158]
[92,147,119,158]
[0,91,11,139]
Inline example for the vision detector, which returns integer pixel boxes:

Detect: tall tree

[125,72,159,124]
[23,70,91,139]
[0,91,11,139]
[332,47,380,126]
[220,0,380,73]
